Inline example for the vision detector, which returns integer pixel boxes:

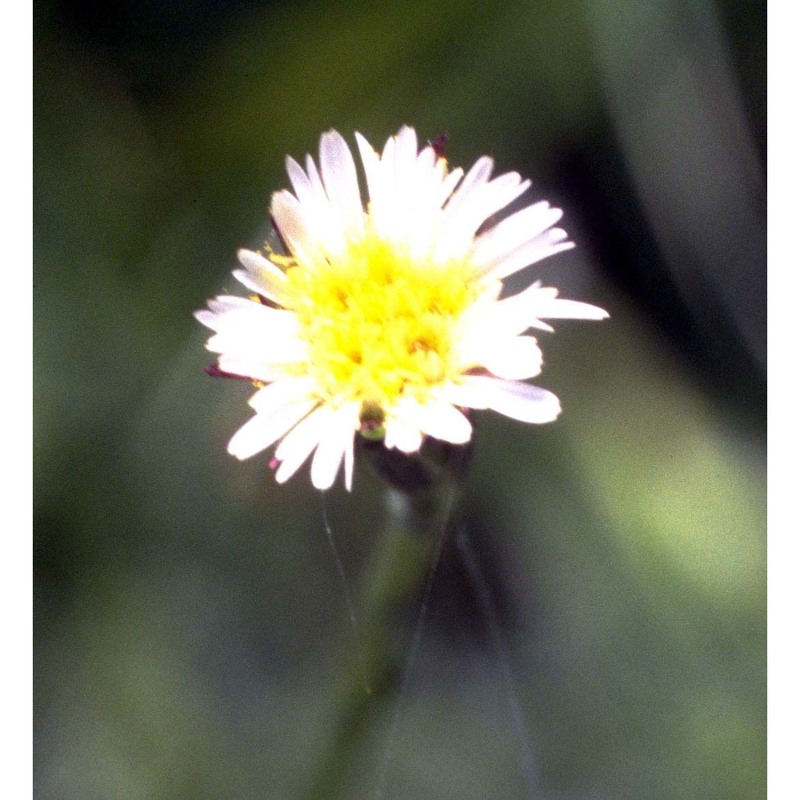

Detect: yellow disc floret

[282,224,480,411]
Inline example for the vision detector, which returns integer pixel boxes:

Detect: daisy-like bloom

[196,127,608,491]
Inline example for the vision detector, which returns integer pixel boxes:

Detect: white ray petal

[419,402,472,444]
[355,132,383,207]
[449,376,561,423]
[227,397,318,460]
[415,143,436,174]
[525,288,610,322]
[285,156,312,200]
[284,158,348,259]
[205,331,308,363]
[319,130,363,236]
[373,134,398,229]
[495,282,609,334]
[444,156,494,215]
[310,403,360,490]
[380,132,396,165]
[271,189,330,265]
[206,295,254,314]
[393,127,419,212]
[467,172,530,223]
[304,153,327,197]
[481,335,544,380]
[200,303,299,339]
[394,400,472,445]
[483,230,575,279]
[195,296,254,330]
[441,379,491,410]
[343,432,355,491]
[248,376,319,412]
[487,381,561,423]
[437,166,465,207]
[394,126,419,171]
[274,405,336,483]
[459,292,534,342]
[216,357,292,383]
[284,156,329,215]
[194,309,221,330]
[384,419,424,453]
[231,273,287,307]
[233,250,289,299]
[436,173,532,260]
[470,202,564,267]
[389,127,421,239]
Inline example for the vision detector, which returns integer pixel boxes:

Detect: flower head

[196,127,608,490]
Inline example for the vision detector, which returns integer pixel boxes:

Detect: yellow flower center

[282,225,482,412]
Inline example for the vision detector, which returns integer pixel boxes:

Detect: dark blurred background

[34,0,766,798]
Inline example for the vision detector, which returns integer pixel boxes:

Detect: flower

[196,127,608,491]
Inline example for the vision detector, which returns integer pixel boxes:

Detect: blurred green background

[34,0,766,798]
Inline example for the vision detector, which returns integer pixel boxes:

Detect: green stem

[302,445,467,800]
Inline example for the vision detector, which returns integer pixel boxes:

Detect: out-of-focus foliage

[34,0,765,798]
